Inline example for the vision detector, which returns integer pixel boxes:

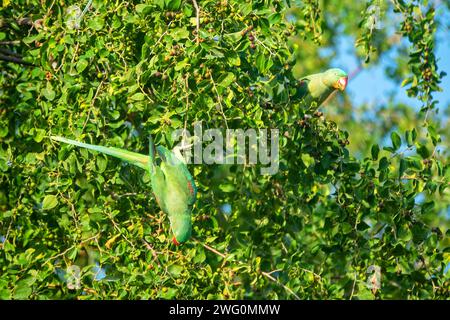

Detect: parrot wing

[156,145,197,205]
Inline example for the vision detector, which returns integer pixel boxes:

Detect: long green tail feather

[50,136,149,170]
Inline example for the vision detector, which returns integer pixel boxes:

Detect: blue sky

[329,14,450,111]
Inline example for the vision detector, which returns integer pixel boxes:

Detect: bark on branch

[0,17,42,29]
[0,53,34,66]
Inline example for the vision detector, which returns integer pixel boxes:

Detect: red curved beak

[172,236,180,246]
[337,76,348,91]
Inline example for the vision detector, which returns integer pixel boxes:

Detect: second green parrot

[50,135,197,245]
[295,68,348,109]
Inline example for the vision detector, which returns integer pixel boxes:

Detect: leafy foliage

[0,0,449,299]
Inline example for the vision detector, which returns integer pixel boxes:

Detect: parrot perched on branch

[295,68,348,109]
[50,135,197,245]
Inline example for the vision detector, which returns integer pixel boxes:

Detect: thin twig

[59,192,80,232]
[142,239,161,266]
[265,269,283,275]
[0,17,35,28]
[321,89,337,107]
[106,211,135,249]
[299,267,322,280]
[183,75,191,134]
[0,40,21,45]
[69,42,80,72]
[0,53,34,66]
[423,107,431,125]
[116,192,139,198]
[254,36,275,56]
[193,238,227,258]
[390,145,414,159]
[43,234,100,266]
[349,272,357,300]
[261,271,301,300]
[203,243,226,258]
[209,73,229,129]
[192,0,200,43]
[149,26,171,57]
[138,84,155,103]
[81,80,104,132]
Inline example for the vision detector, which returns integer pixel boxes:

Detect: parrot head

[323,68,348,91]
[170,214,192,245]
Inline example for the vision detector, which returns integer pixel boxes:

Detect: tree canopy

[0,0,449,299]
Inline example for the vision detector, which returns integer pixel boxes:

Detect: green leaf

[166,0,181,10]
[172,28,189,40]
[33,129,46,143]
[175,60,188,71]
[193,249,206,263]
[268,13,281,25]
[379,157,389,170]
[421,201,435,214]
[76,59,89,73]
[427,125,440,146]
[240,2,253,16]
[42,195,58,210]
[401,77,413,87]
[88,17,104,31]
[417,144,430,159]
[0,289,11,300]
[301,153,314,166]
[168,264,183,277]
[13,285,32,300]
[218,72,236,88]
[130,93,145,101]
[96,156,108,173]
[399,158,408,178]
[405,130,413,147]
[411,128,417,142]
[135,4,151,14]
[154,0,165,9]
[41,84,55,101]
[13,278,35,299]
[391,132,401,151]
[219,184,235,192]
[371,144,380,161]
[256,54,267,73]
[226,52,241,66]
[0,122,8,138]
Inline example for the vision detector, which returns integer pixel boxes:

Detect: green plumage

[295,68,348,109]
[50,135,197,244]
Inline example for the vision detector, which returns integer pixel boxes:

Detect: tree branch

[0,40,21,45]
[0,47,21,57]
[192,0,200,43]
[0,53,34,66]
[0,17,35,29]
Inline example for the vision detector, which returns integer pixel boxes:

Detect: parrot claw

[172,236,180,246]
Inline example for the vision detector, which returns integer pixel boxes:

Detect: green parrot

[295,68,348,109]
[50,135,197,245]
